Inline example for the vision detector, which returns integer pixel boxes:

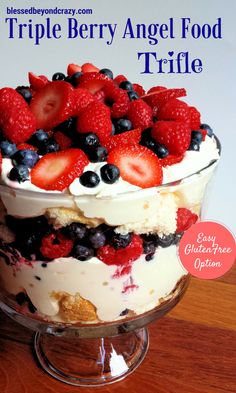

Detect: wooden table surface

[0,263,235,393]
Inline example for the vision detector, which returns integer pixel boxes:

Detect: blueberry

[16,232,41,258]
[154,143,169,158]
[0,141,17,157]
[99,68,113,79]
[188,140,200,151]
[119,81,133,91]
[80,133,100,149]
[52,72,66,81]
[87,146,108,163]
[38,139,60,155]
[62,222,87,240]
[100,164,120,184]
[79,171,100,188]
[110,233,132,249]
[88,228,106,248]
[72,244,94,261]
[142,234,160,247]
[29,130,49,147]
[67,72,83,87]
[173,232,183,245]
[140,128,152,143]
[128,91,139,101]
[15,292,27,305]
[6,215,50,237]
[200,123,213,137]
[157,234,175,248]
[8,165,29,182]
[191,130,203,143]
[143,241,156,255]
[111,123,116,135]
[12,150,39,168]
[54,117,77,135]
[16,86,32,103]
[115,119,133,133]
[145,253,155,261]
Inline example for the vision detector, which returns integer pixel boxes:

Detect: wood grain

[0,263,235,393]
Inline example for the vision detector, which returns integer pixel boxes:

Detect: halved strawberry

[143,88,186,117]
[79,73,112,94]
[81,63,99,73]
[54,131,72,150]
[114,74,127,86]
[30,81,74,129]
[102,129,141,152]
[67,63,82,77]
[28,72,49,91]
[17,143,38,152]
[107,145,163,188]
[31,149,89,191]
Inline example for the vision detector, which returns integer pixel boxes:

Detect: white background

[0,0,235,233]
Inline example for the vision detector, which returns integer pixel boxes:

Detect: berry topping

[76,101,112,142]
[97,234,143,266]
[191,130,203,143]
[103,84,130,118]
[114,75,127,86]
[157,234,175,248]
[12,149,39,168]
[160,154,184,167]
[79,171,100,188]
[119,81,133,91]
[72,244,94,261]
[17,143,38,152]
[67,72,83,87]
[132,83,145,97]
[188,140,200,151]
[128,91,139,101]
[100,163,120,184]
[0,88,36,144]
[31,148,89,191]
[81,62,99,73]
[30,81,74,129]
[99,68,114,79]
[52,72,66,81]
[115,119,133,133]
[29,129,49,146]
[72,88,95,116]
[54,131,72,150]
[200,123,213,137]
[143,87,186,116]
[158,99,190,123]
[176,208,198,233]
[107,145,163,188]
[16,86,32,104]
[110,233,132,249]
[0,141,17,157]
[37,138,60,155]
[79,133,100,150]
[79,72,111,94]
[87,146,108,163]
[88,228,106,248]
[127,99,153,130]
[67,63,82,77]
[189,107,201,130]
[8,165,29,182]
[40,233,73,259]
[102,129,141,152]
[152,121,191,155]
[28,72,49,91]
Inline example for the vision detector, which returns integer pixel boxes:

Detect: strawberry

[102,129,141,152]
[81,62,99,73]
[103,84,130,118]
[152,121,191,155]
[189,106,201,129]
[114,75,127,86]
[132,83,145,97]
[127,99,153,130]
[79,72,112,94]
[143,88,186,116]
[67,63,82,77]
[77,101,112,142]
[72,88,95,115]
[107,145,163,188]
[17,143,38,152]
[40,232,73,259]
[158,99,190,124]
[28,72,49,91]
[30,81,74,129]
[160,154,184,167]
[31,149,89,191]
[54,131,72,150]
[176,208,198,233]
[97,234,143,266]
[0,88,36,144]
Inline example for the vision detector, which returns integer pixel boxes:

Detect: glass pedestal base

[34,328,149,387]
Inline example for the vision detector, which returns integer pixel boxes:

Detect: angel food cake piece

[0,62,220,323]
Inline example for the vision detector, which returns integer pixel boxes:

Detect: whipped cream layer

[0,136,220,234]
[0,244,187,322]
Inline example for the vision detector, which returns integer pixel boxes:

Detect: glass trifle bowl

[0,134,220,386]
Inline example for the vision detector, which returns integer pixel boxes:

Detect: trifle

[0,62,220,326]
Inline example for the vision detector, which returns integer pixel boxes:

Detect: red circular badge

[178,221,236,279]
